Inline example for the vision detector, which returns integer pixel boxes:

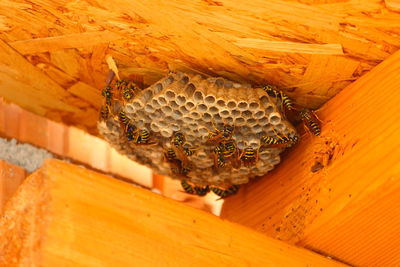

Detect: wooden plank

[0,0,399,116]
[0,159,344,267]
[0,160,26,213]
[0,40,99,134]
[221,50,400,266]
[9,31,121,55]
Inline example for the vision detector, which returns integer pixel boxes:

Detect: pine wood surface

[0,160,26,213]
[0,0,400,132]
[221,49,400,266]
[0,159,345,267]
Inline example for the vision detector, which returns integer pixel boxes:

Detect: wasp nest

[98,72,298,187]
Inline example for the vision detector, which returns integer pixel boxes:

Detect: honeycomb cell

[246,118,257,127]
[240,111,251,120]
[154,83,164,94]
[269,112,282,125]
[151,99,161,109]
[227,100,237,109]
[176,95,186,105]
[165,90,176,101]
[254,110,265,119]
[231,109,240,117]
[150,122,160,132]
[161,105,173,115]
[197,104,207,113]
[265,105,275,114]
[185,83,196,97]
[208,106,219,114]
[144,104,154,113]
[220,109,230,118]
[204,95,216,105]
[185,101,195,110]
[216,99,225,108]
[235,117,245,126]
[180,75,189,85]
[249,102,259,110]
[157,96,167,105]
[193,90,204,103]
[169,100,179,109]
[237,101,248,111]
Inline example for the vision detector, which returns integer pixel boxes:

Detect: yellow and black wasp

[261,134,299,148]
[299,108,321,136]
[213,143,227,169]
[125,123,138,141]
[180,180,210,196]
[117,110,130,130]
[262,85,294,111]
[102,86,113,107]
[240,144,259,167]
[170,132,195,168]
[116,80,140,104]
[211,185,240,199]
[131,129,157,145]
[206,124,235,145]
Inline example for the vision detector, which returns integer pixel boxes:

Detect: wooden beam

[0,40,98,134]
[2,0,400,111]
[0,159,344,266]
[0,160,26,213]
[221,50,400,266]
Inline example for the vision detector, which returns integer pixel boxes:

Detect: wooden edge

[0,160,26,213]
[221,50,400,266]
[0,159,345,266]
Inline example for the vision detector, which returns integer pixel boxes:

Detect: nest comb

[98,72,298,187]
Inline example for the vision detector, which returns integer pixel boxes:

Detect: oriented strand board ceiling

[0,0,399,133]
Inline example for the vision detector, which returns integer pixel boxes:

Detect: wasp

[99,105,109,121]
[170,132,191,168]
[206,124,234,145]
[113,80,139,104]
[102,86,113,106]
[194,185,210,196]
[213,143,226,169]
[240,144,259,167]
[299,108,321,136]
[117,110,130,130]
[164,147,183,170]
[261,134,298,148]
[181,179,195,194]
[131,129,157,145]
[183,145,199,157]
[211,185,240,199]
[180,180,210,196]
[222,140,238,158]
[214,152,227,169]
[125,123,138,141]
[165,147,179,163]
[262,85,294,111]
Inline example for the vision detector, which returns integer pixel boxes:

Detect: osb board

[0,0,400,133]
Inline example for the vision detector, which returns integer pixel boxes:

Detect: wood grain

[221,49,400,266]
[0,159,345,266]
[0,1,399,133]
[0,160,26,213]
